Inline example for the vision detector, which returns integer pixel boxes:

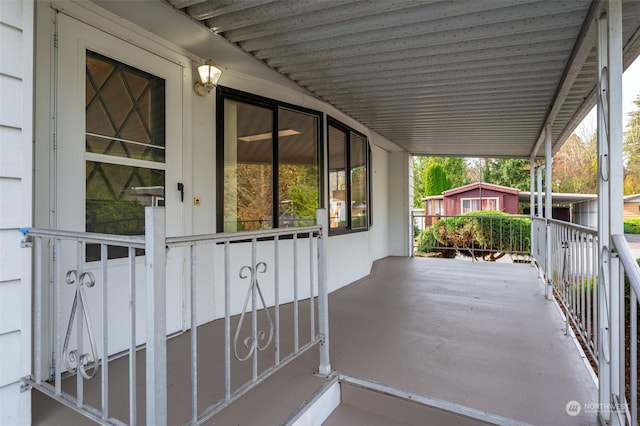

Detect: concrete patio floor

[326,256,597,425]
[32,256,597,425]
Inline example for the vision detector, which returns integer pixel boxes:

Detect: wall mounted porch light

[194,59,222,96]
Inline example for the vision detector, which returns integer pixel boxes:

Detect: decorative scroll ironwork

[233,262,274,361]
[600,246,611,364]
[62,270,100,379]
[598,65,610,182]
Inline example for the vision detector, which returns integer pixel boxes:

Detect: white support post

[316,209,331,376]
[536,166,544,219]
[545,125,553,300]
[529,157,535,218]
[597,10,611,419]
[145,207,167,426]
[597,1,624,423]
[529,157,535,267]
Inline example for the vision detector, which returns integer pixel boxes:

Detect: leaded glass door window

[85,51,166,259]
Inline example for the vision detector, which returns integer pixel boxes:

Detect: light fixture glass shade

[197,60,222,89]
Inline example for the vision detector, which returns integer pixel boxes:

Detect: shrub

[415,211,531,260]
[416,226,456,258]
[624,219,640,234]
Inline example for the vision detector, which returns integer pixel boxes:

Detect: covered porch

[4,0,640,425]
[32,256,596,425]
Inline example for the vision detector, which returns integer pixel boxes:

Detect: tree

[624,95,640,194]
[435,157,468,188]
[483,158,531,191]
[424,163,451,196]
[413,156,468,206]
[553,133,597,194]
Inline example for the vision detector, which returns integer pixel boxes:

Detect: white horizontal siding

[0,75,22,129]
[0,231,21,282]
[0,281,20,335]
[0,179,22,228]
[0,382,21,425]
[0,0,22,28]
[0,127,22,178]
[0,0,32,425]
[0,24,22,77]
[0,332,20,388]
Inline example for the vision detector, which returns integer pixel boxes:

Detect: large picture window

[328,118,371,234]
[217,88,322,232]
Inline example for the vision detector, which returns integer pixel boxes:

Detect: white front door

[53,13,184,360]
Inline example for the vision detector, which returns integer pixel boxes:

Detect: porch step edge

[282,375,340,426]
[338,374,534,426]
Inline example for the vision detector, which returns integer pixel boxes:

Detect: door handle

[177,183,184,202]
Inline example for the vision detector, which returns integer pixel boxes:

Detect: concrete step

[323,380,494,426]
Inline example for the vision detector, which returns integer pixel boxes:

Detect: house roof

[98,1,640,158]
[421,195,444,201]
[443,182,519,197]
[519,192,597,204]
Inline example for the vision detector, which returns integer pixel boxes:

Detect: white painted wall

[369,143,391,262]
[0,1,33,424]
[387,152,412,256]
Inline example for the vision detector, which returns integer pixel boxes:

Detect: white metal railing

[167,209,330,425]
[531,217,546,271]
[611,234,640,425]
[535,218,640,423]
[21,207,330,425]
[21,228,145,425]
[546,219,600,366]
[411,212,531,261]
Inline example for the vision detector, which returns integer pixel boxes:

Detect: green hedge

[416,211,531,260]
[624,219,640,234]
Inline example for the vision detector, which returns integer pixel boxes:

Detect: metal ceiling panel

[164,0,640,158]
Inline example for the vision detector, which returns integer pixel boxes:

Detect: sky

[576,56,640,136]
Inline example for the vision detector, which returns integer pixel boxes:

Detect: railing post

[529,157,535,267]
[544,125,554,301]
[316,208,331,376]
[597,1,624,423]
[410,210,415,258]
[145,207,167,426]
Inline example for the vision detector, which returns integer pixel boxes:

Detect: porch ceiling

[117,1,640,158]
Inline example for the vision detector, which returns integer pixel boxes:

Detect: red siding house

[441,182,520,215]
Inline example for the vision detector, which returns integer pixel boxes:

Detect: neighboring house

[443,182,520,215]
[424,184,596,224]
[624,194,640,220]
[422,195,444,226]
[423,183,519,220]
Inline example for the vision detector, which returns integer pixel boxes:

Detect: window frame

[327,116,372,235]
[460,197,499,214]
[215,86,324,232]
